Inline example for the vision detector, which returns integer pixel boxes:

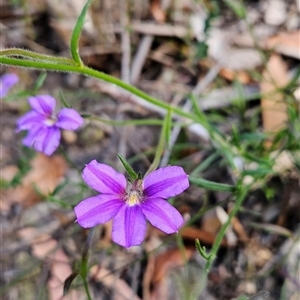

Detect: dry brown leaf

[151,248,194,284]
[146,247,195,300]
[260,53,289,133]
[266,31,300,60]
[150,0,166,23]
[147,223,227,246]
[219,68,252,84]
[18,227,78,300]
[90,266,142,300]
[47,248,76,300]
[182,226,228,246]
[18,227,57,259]
[1,153,68,210]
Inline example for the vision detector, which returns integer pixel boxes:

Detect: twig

[120,0,131,83]
[131,35,154,84]
[114,22,189,38]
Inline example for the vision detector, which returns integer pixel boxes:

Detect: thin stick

[120,0,131,83]
[131,35,154,84]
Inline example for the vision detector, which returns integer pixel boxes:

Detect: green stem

[87,115,164,126]
[80,227,95,300]
[204,183,250,272]
[145,109,171,175]
[0,56,196,121]
[82,277,92,300]
[0,48,78,65]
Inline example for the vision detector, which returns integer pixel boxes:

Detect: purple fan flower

[17,94,83,155]
[0,73,19,98]
[74,160,189,248]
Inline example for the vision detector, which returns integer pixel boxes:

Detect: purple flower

[17,94,83,155]
[0,73,19,98]
[74,160,189,248]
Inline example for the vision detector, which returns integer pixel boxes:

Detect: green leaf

[58,90,71,108]
[189,177,235,192]
[145,109,172,175]
[117,154,138,181]
[195,238,212,261]
[190,150,220,176]
[70,0,94,65]
[249,223,294,239]
[164,108,172,145]
[33,72,47,91]
[222,0,246,18]
[63,272,79,296]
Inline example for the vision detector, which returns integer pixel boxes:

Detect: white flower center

[125,179,144,206]
[44,116,57,127]
[126,191,141,206]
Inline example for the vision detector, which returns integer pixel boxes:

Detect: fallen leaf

[151,0,166,23]
[260,54,289,133]
[151,248,194,285]
[18,227,79,300]
[1,153,68,210]
[266,31,300,59]
[219,68,252,84]
[48,248,77,300]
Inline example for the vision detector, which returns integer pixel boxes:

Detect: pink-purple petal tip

[143,166,189,199]
[0,73,19,97]
[82,160,127,195]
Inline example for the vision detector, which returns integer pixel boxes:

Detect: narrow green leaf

[145,109,172,175]
[249,223,294,239]
[195,238,212,261]
[33,72,47,91]
[63,272,79,296]
[190,150,220,176]
[70,0,94,65]
[117,154,138,181]
[0,48,77,65]
[189,177,235,192]
[88,115,164,126]
[164,108,172,145]
[222,0,246,18]
[58,90,71,108]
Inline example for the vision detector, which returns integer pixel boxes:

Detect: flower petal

[112,205,146,248]
[82,160,126,195]
[141,198,184,233]
[32,126,61,155]
[143,166,189,198]
[56,108,83,130]
[28,95,56,116]
[74,194,124,228]
[16,111,45,131]
[0,73,19,97]
[22,125,45,146]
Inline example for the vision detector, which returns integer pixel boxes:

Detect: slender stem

[88,115,164,126]
[145,109,171,176]
[0,56,196,121]
[204,183,250,272]
[80,227,95,300]
[82,277,93,300]
[0,48,78,65]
